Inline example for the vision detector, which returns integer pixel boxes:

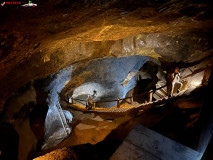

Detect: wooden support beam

[148,90,153,102]
[117,98,120,108]
[93,102,96,109]
[130,97,133,104]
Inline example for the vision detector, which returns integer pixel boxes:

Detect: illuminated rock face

[63,55,158,108]
[41,56,159,149]
[0,0,212,159]
[42,56,158,148]
[110,32,212,63]
[0,0,213,111]
[42,65,73,150]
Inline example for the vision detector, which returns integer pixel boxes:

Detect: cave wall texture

[0,0,213,112]
[0,0,213,159]
[62,56,156,107]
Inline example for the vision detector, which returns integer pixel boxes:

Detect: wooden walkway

[68,88,196,115]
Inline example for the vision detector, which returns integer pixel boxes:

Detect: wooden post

[93,102,96,109]
[117,98,120,108]
[130,96,133,104]
[148,90,153,102]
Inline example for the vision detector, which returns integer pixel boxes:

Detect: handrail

[74,99,86,105]
[73,98,87,102]
[70,67,210,106]
[71,84,168,105]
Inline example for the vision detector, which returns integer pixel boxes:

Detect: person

[86,95,93,110]
[92,90,97,99]
[169,67,183,97]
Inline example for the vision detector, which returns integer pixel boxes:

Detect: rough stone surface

[62,56,157,108]
[0,0,212,159]
[42,65,73,150]
[0,0,213,111]
[3,84,43,160]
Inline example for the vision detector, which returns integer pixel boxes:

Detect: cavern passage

[0,0,213,159]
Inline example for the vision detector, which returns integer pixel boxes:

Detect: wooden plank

[110,140,160,160]
[111,124,203,160]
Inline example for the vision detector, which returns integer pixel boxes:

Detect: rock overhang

[0,0,213,111]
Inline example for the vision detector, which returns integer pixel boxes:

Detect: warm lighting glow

[192,81,201,87]
[188,71,204,88]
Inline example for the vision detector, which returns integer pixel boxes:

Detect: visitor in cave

[169,67,183,97]
[92,90,97,99]
[86,95,93,110]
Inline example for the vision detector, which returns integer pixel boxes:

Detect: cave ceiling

[0,0,213,111]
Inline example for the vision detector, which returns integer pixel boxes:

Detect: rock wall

[62,56,158,107]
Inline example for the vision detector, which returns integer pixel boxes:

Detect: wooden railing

[69,67,210,109]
